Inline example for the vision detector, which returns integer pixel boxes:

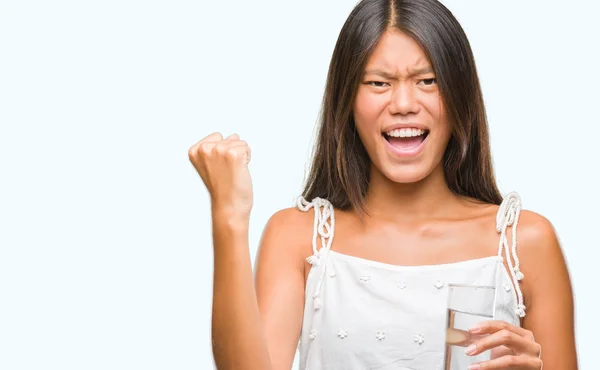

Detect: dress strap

[297,196,336,310]
[496,192,526,318]
[296,196,336,266]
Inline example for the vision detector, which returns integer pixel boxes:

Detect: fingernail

[469,325,481,333]
[467,365,481,370]
[465,344,477,355]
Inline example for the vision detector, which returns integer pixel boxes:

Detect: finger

[490,345,515,359]
[471,320,532,340]
[198,140,246,160]
[188,132,223,159]
[470,320,538,357]
[473,355,543,370]
[214,140,248,152]
[220,139,249,163]
[197,141,219,157]
[466,329,535,357]
[532,342,542,359]
[225,133,240,141]
[221,144,251,165]
[446,328,486,347]
[199,132,224,144]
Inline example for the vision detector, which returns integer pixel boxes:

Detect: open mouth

[383,127,430,151]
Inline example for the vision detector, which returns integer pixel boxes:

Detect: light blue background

[1,0,596,368]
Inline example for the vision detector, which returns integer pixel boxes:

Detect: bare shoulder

[261,206,315,250]
[263,206,315,235]
[256,206,315,271]
[517,210,563,270]
[515,209,572,307]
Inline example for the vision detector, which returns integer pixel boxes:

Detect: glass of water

[443,284,496,370]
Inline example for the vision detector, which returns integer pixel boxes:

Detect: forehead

[365,29,431,70]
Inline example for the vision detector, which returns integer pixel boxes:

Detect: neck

[363,164,461,222]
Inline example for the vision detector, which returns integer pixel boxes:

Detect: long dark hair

[301,0,502,212]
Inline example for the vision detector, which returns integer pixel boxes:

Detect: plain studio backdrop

[0,0,597,368]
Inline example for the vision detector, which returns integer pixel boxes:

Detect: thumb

[225,133,240,141]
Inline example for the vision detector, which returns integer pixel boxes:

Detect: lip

[382,123,430,134]
[383,131,429,158]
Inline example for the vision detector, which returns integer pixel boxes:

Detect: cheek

[423,94,451,136]
[353,89,387,131]
[421,93,443,120]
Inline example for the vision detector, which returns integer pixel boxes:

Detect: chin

[378,164,433,184]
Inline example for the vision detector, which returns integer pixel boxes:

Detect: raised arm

[189,133,307,370]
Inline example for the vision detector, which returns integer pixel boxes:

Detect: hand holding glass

[444,284,496,369]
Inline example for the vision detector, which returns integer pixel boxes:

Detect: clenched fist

[188,132,253,219]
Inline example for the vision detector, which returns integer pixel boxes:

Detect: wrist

[211,199,251,219]
[211,208,250,232]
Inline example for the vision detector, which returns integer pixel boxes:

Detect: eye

[366,81,390,88]
[419,78,437,86]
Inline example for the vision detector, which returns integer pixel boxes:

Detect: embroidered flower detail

[503,283,512,292]
[313,295,322,310]
[359,275,371,282]
[434,280,444,289]
[337,329,348,339]
[413,333,425,345]
[329,270,336,278]
[309,329,317,340]
[376,331,386,341]
[396,282,407,289]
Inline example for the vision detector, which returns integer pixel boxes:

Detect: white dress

[296,193,526,370]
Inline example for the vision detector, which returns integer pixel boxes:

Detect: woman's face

[353,29,452,184]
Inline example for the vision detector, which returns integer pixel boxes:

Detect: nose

[388,83,420,116]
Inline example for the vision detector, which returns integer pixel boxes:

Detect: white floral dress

[296,193,525,370]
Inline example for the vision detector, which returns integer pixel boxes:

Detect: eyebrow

[364,66,434,79]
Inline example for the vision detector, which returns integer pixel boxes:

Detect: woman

[188,0,577,369]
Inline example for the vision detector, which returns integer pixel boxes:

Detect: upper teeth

[386,128,426,138]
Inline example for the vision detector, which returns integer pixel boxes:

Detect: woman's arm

[210,210,272,369]
[189,133,308,369]
[254,208,312,369]
[211,207,309,370]
[519,211,578,368]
